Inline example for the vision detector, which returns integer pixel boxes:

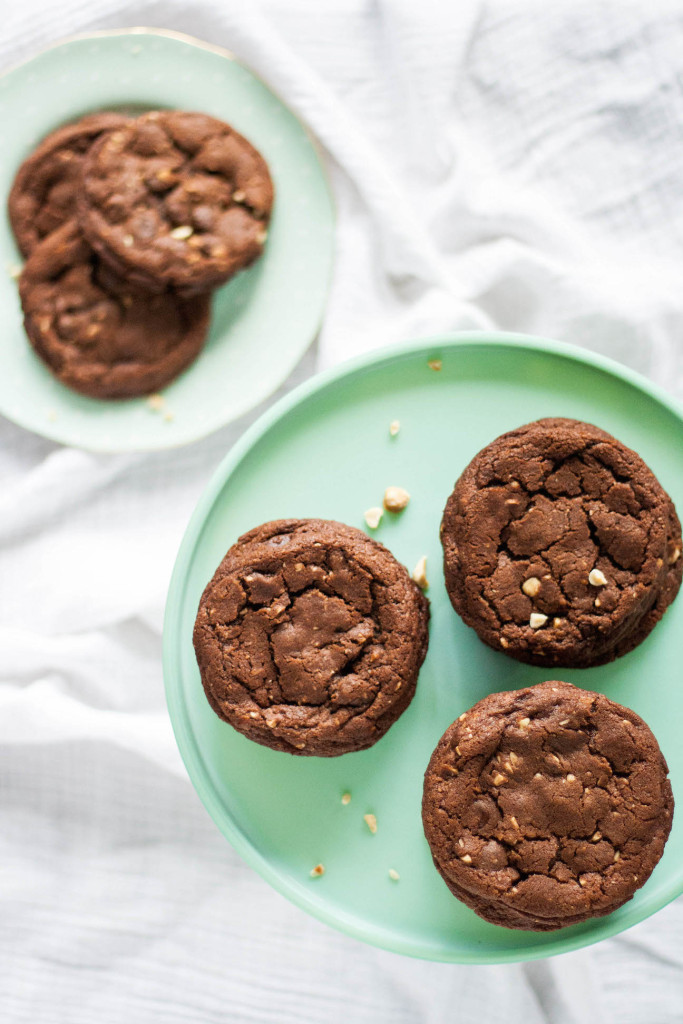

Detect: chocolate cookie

[8,113,130,257]
[19,222,210,399]
[422,680,674,931]
[193,519,430,756]
[78,111,273,294]
[441,418,682,667]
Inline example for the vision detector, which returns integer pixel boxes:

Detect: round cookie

[78,110,273,294]
[422,680,674,931]
[193,519,430,756]
[441,418,682,667]
[8,112,130,257]
[19,222,210,399]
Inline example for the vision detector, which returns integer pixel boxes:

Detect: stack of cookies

[9,110,273,398]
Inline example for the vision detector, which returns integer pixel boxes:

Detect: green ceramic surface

[164,332,683,963]
[0,29,334,451]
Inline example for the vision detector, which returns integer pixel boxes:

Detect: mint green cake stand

[164,332,683,963]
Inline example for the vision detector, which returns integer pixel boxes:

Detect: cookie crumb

[428,359,442,371]
[310,863,325,878]
[341,792,351,806]
[364,506,383,530]
[529,612,548,629]
[147,393,164,412]
[7,263,22,280]
[364,813,377,834]
[389,419,400,437]
[388,868,400,881]
[383,486,410,512]
[588,568,608,587]
[411,555,429,590]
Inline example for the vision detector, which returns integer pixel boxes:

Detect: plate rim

[0,27,335,453]
[163,329,683,963]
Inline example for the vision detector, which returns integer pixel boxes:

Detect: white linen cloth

[2,1,683,1021]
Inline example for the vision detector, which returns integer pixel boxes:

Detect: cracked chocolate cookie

[193,519,430,756]
[19,221,210,399]
[78,111,273,294]
[441,418,682,667]
[422,680,674,931]
[8,112,130,257]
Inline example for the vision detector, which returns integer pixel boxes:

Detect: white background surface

[2,2,683,1021]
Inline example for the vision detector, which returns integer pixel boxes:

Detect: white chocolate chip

[7,263,21,280]
[341,792,351,806]
[459,713,467,722]
[522,577,541,598]
[670,546,681,565]
[170,225,194,240]
[492,772,507,786]
[310,863,325,878]
[389,419,400,437]
[552,617,563,627]
[232,190,246,202]
[566,774,576,782]
[510,816,519,829]
[589,568,608,587]
[529,612,548,629]
[256,229,269,244]
[518,718,531,729]
[364,813,377,834]
[460,854,472,864]
[122,234,134,247]
[364,506,383,530]
[383,486,410,512]
[411,555,429,590]
[388,868,400,881]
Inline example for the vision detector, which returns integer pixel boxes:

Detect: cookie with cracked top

[193,519,430,756]
[422,680,674,931]
[78,110,273,294]
[19,221,210,399]
[441,417,682,667]
[8,112,131,258]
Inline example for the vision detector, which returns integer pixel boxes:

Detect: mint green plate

[0,29,334,451]
[164,332,683,963]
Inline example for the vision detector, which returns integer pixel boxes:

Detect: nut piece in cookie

[422,680,674,931]
[78,110,274,294]
[8,112,131,257]
[193,518,430,756]
[440,417,682,667]
[19,221,210,399]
